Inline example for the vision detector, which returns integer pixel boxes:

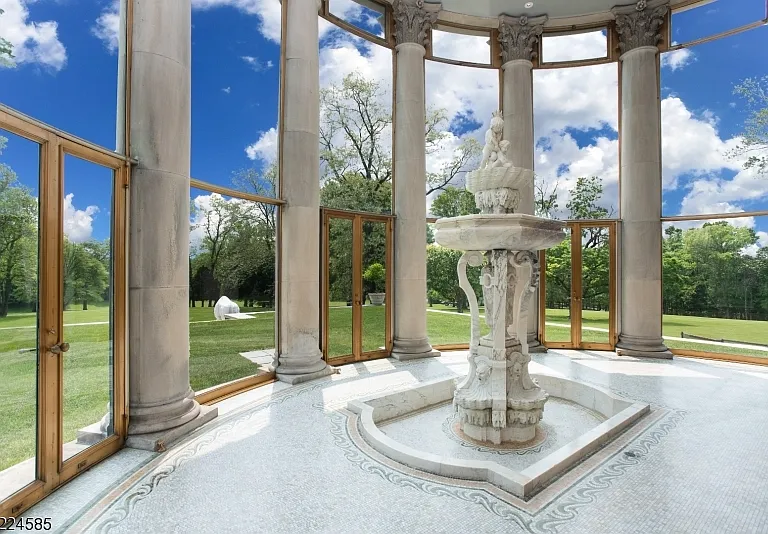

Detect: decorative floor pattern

[23,351,768,534]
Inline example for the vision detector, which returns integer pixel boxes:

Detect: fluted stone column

[498,14,547,352]
[275,0,333,383]
[391,0,441,361]
[613,0,672,359]
[127,0,216,449]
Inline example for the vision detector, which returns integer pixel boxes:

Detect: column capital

[497,14,547,64]
[392,0,441,47]
[611,0,669,54]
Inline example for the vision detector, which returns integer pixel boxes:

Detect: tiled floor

[23,350,768,533]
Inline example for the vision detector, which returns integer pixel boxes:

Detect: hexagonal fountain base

[347,373,650,499]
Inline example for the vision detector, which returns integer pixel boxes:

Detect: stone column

[127,0,216,449]
[498,14,547,352]
[275,0,333,383]
[613,0,672,359]
[390,0,441,361]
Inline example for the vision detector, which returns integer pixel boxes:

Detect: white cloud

[222,86,231,94]
[540,30,608,63]
[660,47,695,71]
[241,55,273,71]
[192,0,282,42]
[245,127,277,163]
[0,0,67,70]
[743,231,768,257]
[63,193,98,243]
[91,0,120,53]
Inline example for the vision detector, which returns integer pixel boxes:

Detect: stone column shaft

[613,0,672,358]
[127,0,216,447]
[499,14,546,352]
[391,0,440,360]
[276,0,332,383]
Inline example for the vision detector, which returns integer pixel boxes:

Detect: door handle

[50,342,70,355]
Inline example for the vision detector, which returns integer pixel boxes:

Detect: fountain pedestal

[434,110,565,445]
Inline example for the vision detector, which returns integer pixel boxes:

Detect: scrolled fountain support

[435,110,565,445]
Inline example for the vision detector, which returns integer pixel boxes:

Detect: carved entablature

[392,0,441,47]
[497,14,547,64]
[612,0,670,53]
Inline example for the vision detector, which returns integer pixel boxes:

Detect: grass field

[1,302,766,473]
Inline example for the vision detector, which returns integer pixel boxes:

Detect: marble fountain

[347,111,649,499]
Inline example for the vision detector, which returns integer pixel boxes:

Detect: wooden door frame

[539,220,617,351]
[321,208,393,365]
[0,112,128,518]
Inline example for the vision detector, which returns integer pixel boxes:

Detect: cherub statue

[479,110,513,170]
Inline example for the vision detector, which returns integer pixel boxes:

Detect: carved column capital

[497,14,547,64]
[392,0,441,47]
[611,0,669,54]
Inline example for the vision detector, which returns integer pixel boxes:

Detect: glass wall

[540,29,608,64]
[189,186,276,393]
[661,26,768,219]
[425,60,497,347]
[671,0,766,45]
[318,15,393,213]
[0,129,39,501]
[533,62,618,219]
[191,1,280,196]
[662,215,768,362]
[0,0,123,150]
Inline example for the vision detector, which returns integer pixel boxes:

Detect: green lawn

[2,302,767,473]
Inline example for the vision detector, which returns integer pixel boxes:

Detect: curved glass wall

[662,215,768,362]
[191,1,281,197]
[318,14,393,213]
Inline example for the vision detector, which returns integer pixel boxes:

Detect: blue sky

[0,0,766,245]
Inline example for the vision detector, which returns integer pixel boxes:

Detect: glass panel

[188,187,274,392]
[328,0,385,39]
[327,217,354,359]
[662,217,768,361]
[361,220,387,353]
[541,29,608,63]
[426,245,487,346]
[61,154,114,461]
[0,1,122,151]
[318,22,393,214]
[431,27,491,64]
[533,63,619,220]
[0,129,39,501]
[580,226,611,345]
[660,26,768,218]
[544,228,572,343]
[192,3,281,195]
[671,0,765,45]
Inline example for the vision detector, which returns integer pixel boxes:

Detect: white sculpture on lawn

[434,110,565,444]
[214,296,240,320]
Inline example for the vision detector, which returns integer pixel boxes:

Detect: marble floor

[23,350,768,534]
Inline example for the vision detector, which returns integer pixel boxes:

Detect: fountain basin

[346,374,650,499]
[434,213,566,251]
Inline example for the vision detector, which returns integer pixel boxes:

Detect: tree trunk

[82,300,88,311]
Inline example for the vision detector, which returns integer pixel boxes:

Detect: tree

[0,8,15,68]
[534,178,559,218]
[727,76,768,176]
[319,72,482,204]
[430,186,478,218]
[232,162,278,234]
[63,240,109,311]
[0,137,37,317]
[426,245,482,313]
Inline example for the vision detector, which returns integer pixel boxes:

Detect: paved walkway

[25,350,768,533]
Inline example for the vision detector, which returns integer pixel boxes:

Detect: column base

[276,364,335,385]
[616,335,673,360]
[128,388,207,435]
[126,405,218,452]
[391,338,440,361]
